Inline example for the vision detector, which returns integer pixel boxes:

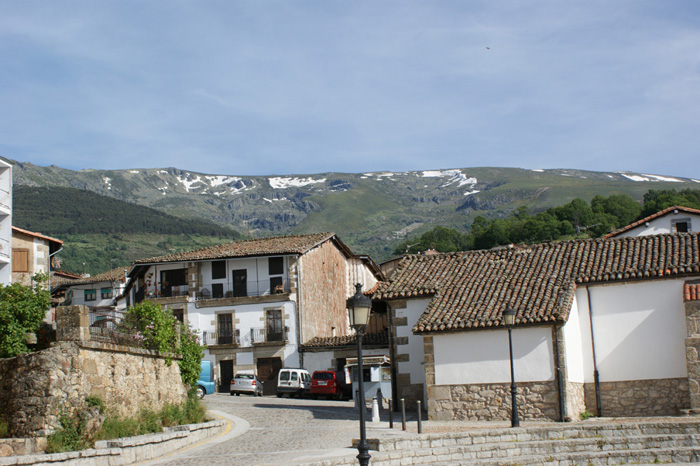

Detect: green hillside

[13,186,241,274]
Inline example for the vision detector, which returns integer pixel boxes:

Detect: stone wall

[583,378,689,417]
[565,382,586,420]
[299,241,350,341]
[0,306,186,438]
[427,380,560,421]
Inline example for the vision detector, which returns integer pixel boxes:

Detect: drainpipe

[387,302,398,412]
[586,286,602,417]
[552,324,566,421]
[48,246,64,320]
[295,256,304,368]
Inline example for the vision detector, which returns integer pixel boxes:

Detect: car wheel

[235,392,240,396]
[276,393,283,398]
[230,391,235,396]
[196,386,205,399]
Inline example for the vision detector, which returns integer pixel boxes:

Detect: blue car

[196,361,216,398]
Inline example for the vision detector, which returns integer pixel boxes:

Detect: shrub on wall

[120,302,204,388]
[0,273,51,358]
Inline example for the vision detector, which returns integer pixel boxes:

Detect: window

[172,308,184,323]
[101,288,113,299]
[212,283,224,299]
[85,290,96,302]
[672,218,691,233]
[268,257,284,275]
[12,248,29,273]
[270,276,284,293]
[266,309,283,342]
[212,260,226,280]
[217,313,233,345]
[232,270,247,297]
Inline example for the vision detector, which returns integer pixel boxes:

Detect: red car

[310,370,349,400]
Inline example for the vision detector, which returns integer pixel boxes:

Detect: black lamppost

[347,283,372,466]
[504,306,520,427]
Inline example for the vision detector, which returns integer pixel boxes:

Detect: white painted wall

[304,351,336,373]
[200,256,290,296]
[575,279,687,382]
[433,326,554,385]
[563,295,586,383]
[0,160,11,286]
[396,298,431,389]
[616,212,700,237]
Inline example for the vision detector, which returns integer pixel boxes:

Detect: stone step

[306,421,700,466]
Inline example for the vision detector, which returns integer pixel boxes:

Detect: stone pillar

[55,305,90,342]
[685,293,700,412]
[187,262,200,298]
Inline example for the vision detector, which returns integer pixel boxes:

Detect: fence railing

[197,279,290,300]
[201,330,240,346]
[250,326,288,344]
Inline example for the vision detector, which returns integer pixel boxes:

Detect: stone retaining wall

[0,305,186,439]
[0,420,225,466]
[427,380,559,421]
[584,378,689,417]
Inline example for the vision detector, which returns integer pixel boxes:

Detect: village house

[0,159,11,285]
[605,205,700,238]
[125,232,383,394]
[11,226,63,288]
[375,232,700,421]
[52,266,130,325]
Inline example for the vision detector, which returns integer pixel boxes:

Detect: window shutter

[12,249,30,273]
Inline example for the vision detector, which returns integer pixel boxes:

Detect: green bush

[0,273,51,358]
[49,395,206,452]
[0,417,9,438]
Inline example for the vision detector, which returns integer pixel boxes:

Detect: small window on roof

[672,218,691,233]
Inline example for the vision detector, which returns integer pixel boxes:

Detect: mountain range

[8,158,700,265]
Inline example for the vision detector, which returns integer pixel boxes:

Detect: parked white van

[276,368,311,398]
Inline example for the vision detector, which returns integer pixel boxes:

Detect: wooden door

[256,357,282,396]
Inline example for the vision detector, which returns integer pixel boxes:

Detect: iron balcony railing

[250,326,289,344]
[197,279,290,300]
[202,329,240,346]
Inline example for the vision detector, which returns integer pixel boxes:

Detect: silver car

[230,372,264,396]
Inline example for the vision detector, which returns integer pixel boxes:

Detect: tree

[0,274,51,358]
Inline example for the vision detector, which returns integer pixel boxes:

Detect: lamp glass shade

[503,307,516,327]
[347,283,372,330]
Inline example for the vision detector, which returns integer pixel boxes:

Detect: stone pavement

[137,394,700,466]
[138,393,369,466]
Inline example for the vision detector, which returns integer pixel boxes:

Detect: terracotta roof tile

[604,205,700,238]
[135,232,337,264]
[686,281,700,302]
[374,233,700,334]
[52,267,130,288]
[302,331,389,348]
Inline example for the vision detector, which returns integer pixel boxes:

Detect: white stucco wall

[616,212,700,237]
[396,298,431,388]
[563,295,586,383]
[304,351,336,373]
[574,279,687,382]
[433,326,554,385]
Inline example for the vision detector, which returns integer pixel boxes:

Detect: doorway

[256,357,282,396]
[219,360,234,393]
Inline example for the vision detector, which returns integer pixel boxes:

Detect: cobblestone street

[142,394,367,466]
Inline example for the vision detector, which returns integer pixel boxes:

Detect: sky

[1,1,699,178]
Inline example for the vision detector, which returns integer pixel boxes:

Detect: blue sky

[1,1,699,178]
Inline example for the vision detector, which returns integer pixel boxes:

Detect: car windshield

[314,372,333,380]
[236,374,254,380]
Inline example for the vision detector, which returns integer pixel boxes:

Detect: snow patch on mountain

[269,177,326,189]
[205,175,241,187]
[621,173,683,182]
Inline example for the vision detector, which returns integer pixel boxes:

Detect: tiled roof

[686,281,700,302]
[302,330,389,348]
[134,232,338,264]
[12,226,63,246]
[374,233,700,334]
[605,205,700,238]
[52,267,130,288]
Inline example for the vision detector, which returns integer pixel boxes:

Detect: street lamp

[347,283,372,466]
[503,306,520,427]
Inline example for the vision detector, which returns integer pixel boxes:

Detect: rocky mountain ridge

[9,159,700,260]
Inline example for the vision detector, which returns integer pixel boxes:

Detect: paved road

[142,393,368,466]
